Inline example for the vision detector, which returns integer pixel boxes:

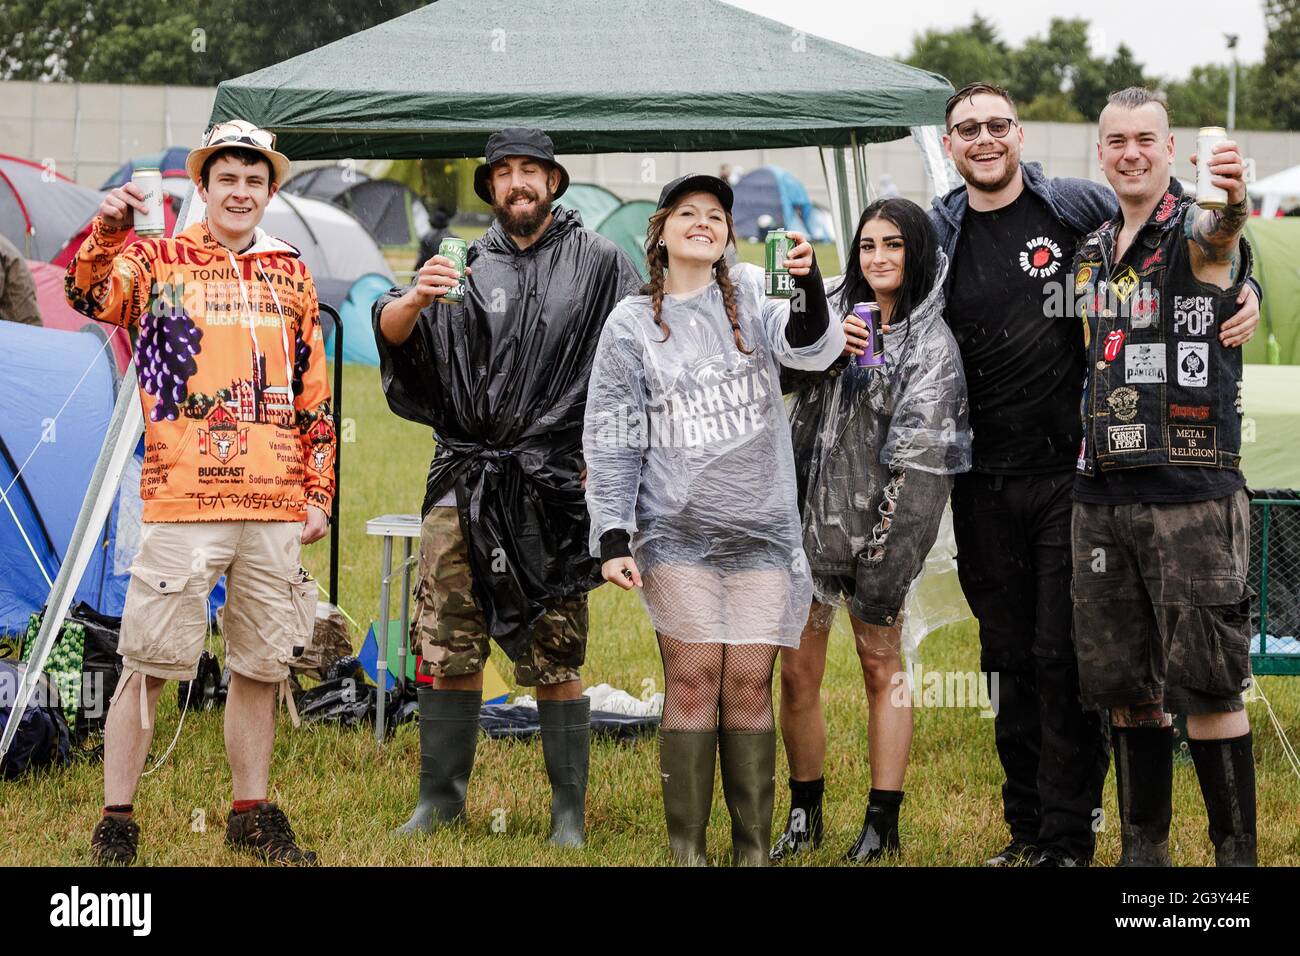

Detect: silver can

[131,166,165,236]
[1195,127,1228,210]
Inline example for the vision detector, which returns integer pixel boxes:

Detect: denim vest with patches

[1074,185,1252,477]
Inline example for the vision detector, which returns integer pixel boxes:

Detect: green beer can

[439,237,468,303]
[764,229,794,298]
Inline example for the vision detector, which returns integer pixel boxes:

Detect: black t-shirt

[947,189,1083,474]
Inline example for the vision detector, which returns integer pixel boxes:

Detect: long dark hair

[642,200,750,354]
[832,198,939,328]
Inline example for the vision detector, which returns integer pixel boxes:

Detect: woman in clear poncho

[583,174,844,865]
[771,199,972,864]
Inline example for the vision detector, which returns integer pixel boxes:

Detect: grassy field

[3,362,1298,867]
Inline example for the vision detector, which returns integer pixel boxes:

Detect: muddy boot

[538,697,590,848]
[395,687,481,835]
[660,729,716,865]
[718,729,776,867]
[1113,727,1174,866]
[1189,732,1257,867]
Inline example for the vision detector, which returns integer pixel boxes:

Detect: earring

[657,239,665,247]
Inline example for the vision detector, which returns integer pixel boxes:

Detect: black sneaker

[225,802,318,866]
[984,839,1036,867]
[91,814,140,866]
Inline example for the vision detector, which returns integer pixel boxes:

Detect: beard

[955,149,1019,193]
[492,186,554,238]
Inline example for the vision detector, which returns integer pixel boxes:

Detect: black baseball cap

[655,174,734,213]
[473,127,570,204]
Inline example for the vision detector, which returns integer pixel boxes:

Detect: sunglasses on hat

[204,121,277,150]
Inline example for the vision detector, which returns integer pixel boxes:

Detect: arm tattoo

[1187,198,1250,264]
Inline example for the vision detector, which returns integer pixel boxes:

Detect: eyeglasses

[204,121,276,150]
[949,117,1018,141]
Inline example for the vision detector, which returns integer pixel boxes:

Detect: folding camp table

[364,513,420,742]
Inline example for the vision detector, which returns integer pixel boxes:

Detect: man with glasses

[69,120,334,865]
[929,84,1259,866]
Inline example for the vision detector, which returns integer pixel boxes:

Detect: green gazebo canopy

[210,0,953,160]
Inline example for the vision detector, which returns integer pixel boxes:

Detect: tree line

[903,2,1300,131]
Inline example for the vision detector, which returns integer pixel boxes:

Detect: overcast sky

[722,0,1269,81]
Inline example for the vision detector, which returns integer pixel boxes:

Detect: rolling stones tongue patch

[1103,330,1125,363]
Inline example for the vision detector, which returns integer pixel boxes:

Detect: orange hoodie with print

[65,217,336,523]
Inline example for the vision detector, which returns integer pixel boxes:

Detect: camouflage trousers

[1071,489,1252,714]
[411,507,587,687]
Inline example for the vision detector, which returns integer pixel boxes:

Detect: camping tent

[25,260,133,374]
[260,192,394,310]
[1249,164,1300,219]
[101,147,191,190]
[732,165,832,243]
[1239,363,1300,488]
[0,154,101,261]
[1242,219,1300,365]
[0,322,139,634]
[596,201,657,281]
[282,166,430,246]
[557,183,622,231]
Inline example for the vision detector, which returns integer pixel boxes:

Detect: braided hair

[642,201,751,354]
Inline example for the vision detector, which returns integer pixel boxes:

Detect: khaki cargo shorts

[1071,489,1253,715]
[411,507,587,686]
[116,520,315,685]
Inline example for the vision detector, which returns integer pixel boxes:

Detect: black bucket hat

[655,173,734,213]
[473,128,570,204]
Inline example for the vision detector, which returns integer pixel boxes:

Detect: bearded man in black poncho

[374,128,640,846]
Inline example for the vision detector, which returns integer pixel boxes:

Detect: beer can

[764,229,795,298]
[1195,126,1228,210]
[438,237,468,303]
[851,302,886,368]
[131,167,165,237]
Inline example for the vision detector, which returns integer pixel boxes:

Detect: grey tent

[282,167,430,246]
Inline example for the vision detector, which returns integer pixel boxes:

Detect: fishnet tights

[657,633,778,732]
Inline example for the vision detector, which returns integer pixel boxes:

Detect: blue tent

[100,147,191,189]
[732,165,832,243]
[326,272,395,366]
[0,323,141,634]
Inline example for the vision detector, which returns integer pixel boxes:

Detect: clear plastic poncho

[788,252,973,593]
[584,262,846,647]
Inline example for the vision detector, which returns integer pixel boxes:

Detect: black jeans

[952,470,1109,860]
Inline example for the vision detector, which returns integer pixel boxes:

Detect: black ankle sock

[789,776,824,804]
[1112,726,1174,838]
[869,788,904,808]
[1188,732,1256,848]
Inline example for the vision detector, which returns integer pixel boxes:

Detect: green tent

[556,183,623,231]
[1242,219,1300,365]
[597,201,658,281]
[210,0,951,160]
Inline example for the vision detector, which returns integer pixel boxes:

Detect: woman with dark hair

[582,174,844,865]
[771,198,971,863]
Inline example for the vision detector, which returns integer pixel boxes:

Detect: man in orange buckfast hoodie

[65,120,335,866]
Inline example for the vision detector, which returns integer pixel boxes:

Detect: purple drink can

[852,302,885,368]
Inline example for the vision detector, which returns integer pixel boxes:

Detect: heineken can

[1195,126,1228,210]
[438,236,468,303]
[764,229,795,298]
[132,167,165,237]
[851,302,886,368]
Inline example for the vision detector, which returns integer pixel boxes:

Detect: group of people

[73,80,1262,869]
